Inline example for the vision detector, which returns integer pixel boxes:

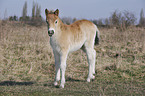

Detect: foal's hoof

[92,75,95,79]
[87,78,91,82]
[54,82,58,86]
[93,72,96,75]
[87,76,95,82]
[60,84,64,88]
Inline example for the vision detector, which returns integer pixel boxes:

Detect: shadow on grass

[0,81,34,86]
[66,77,85,82]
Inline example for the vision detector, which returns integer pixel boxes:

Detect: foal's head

[45,9,59,37]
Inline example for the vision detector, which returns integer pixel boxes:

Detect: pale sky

[0,0,145,22]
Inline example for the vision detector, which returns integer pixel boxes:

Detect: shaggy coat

[45,9,100,88]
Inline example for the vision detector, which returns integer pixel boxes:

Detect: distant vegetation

[139,8,145,27]
[9,1,43,26]
[4,2,145,29]
[92,10,137,31]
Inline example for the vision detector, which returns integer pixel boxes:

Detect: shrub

[110,10,136,30]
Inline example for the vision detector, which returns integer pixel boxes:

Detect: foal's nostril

[48,30,54,37]
[48,30,54,34]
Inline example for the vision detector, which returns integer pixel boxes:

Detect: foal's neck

[58,18,67,31]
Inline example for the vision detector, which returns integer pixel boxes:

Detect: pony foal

[45,9,100,88]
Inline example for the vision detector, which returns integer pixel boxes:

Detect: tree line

[9,1,43,26]
[92,9,145,29]
[61,9,145,30]
[8,1,145,28]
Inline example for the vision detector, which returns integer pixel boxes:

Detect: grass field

[0,21,145,95]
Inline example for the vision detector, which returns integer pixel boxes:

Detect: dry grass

[0,21,145,95]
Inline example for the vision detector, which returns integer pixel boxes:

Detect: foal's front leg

[53,51,60,86]
[60,52,68,88]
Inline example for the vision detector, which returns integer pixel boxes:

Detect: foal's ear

[54,9,59,16]
[45,9,49,15]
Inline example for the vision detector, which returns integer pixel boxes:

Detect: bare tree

[139,8,145,27]
[30,2,43,26]
[123,11,136,27]
[97,19,104,26]
[110,10,122,27]
[32,1,35,18]
[104,18,110,27]
[36,4,41,18]
[110,10,136,30]
[22,1,27,20]
[32,2,41,18]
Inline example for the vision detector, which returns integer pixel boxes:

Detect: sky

[0,0,145,22]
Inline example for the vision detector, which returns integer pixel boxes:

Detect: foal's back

[60,19,97,52]
[68,19,96,36]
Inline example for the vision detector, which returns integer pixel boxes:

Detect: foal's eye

[55,20,58,24]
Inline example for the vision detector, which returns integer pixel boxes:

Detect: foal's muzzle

[48,30,54,37]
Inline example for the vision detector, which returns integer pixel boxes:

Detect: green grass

[0,70,144,96]
[0,21,145,95]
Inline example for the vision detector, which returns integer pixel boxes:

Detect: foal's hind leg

[84,45,96,82]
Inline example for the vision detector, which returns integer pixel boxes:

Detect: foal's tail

[95,26,100,45]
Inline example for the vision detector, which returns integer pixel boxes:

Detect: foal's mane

[49,10,55,14]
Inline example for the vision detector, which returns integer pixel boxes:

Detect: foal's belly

[69,42,84,52]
